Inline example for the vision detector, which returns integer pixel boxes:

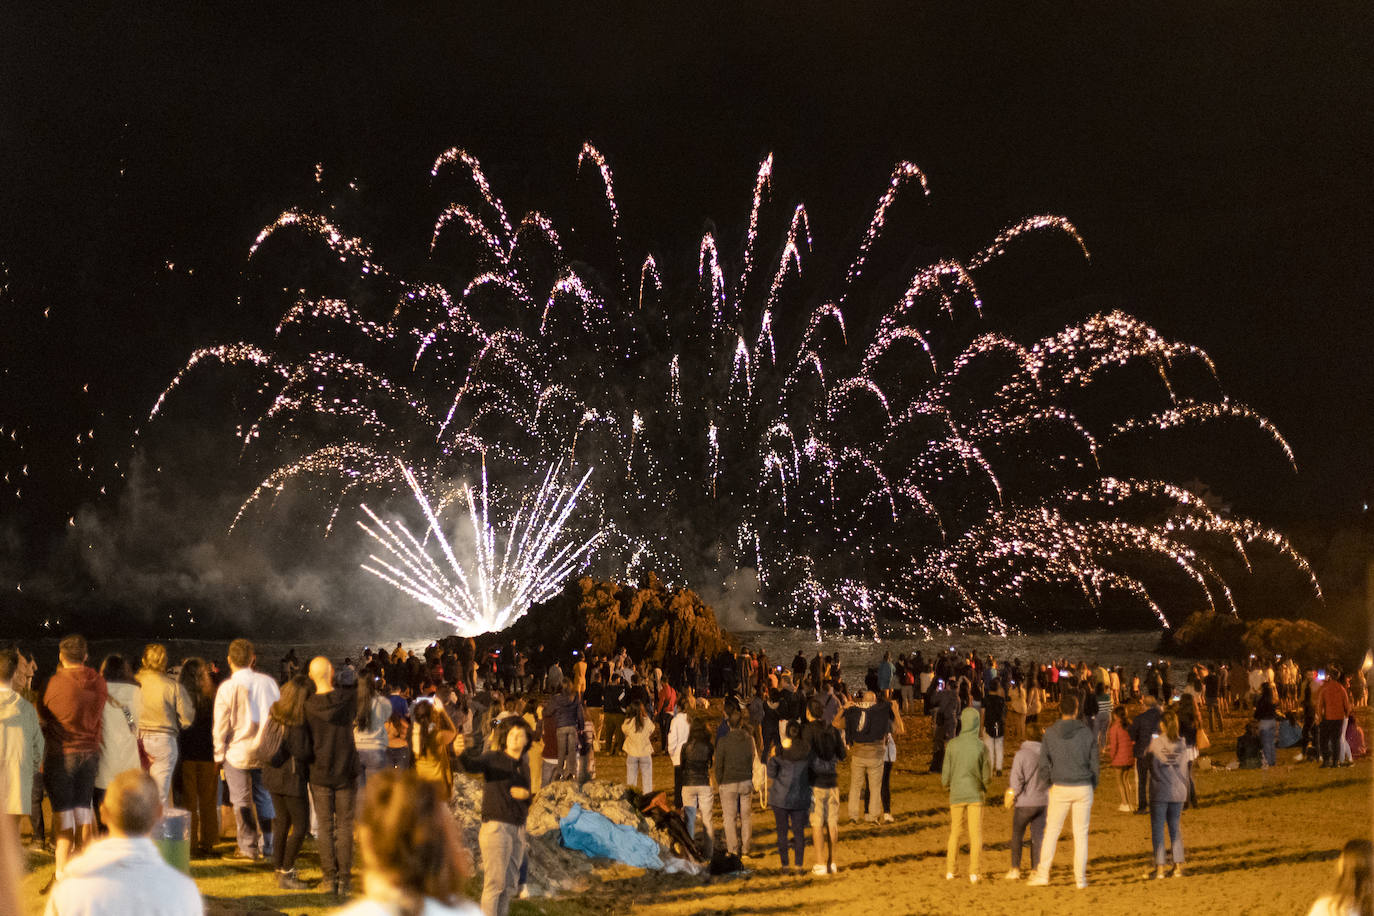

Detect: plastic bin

[153,807,192,874]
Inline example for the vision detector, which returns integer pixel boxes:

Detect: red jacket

[42,666,108,754]
[1317,680,1351,722]
[1106,720,1135,767]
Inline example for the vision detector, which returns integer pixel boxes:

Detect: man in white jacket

[44,768,202,916]
[212,639,280,861]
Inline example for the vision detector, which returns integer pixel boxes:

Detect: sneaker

[276,869,310,890]
[1117,804,1132,812]
[946,872,956,880]
[969,874,980,884]
[881,813,894,823]
[828,862,837,874]
[1026,874,1050,887]
[519,887,531,899]
[1004,868,1022,880]
[225,849,262,862]
[1076,880,1089,890]
[812,864,829,876]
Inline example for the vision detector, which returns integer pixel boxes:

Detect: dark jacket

[801,720,846,790]
[843,701,893,747]
[262,722,313,797]
[766,744,811,810]
[458,747,531,826]
[547,692,584,730]
[714,727,756,785]
[681,739,714,787]
[1128,706,1163,758]
[305,688,360,788]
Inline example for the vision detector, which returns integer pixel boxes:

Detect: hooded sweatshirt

[941,708,991,805]
[1008,739,1049,808]
[1038,717,1100,789]
[42,665,108,754]
[0,686,44,816]
[305,687,360,788]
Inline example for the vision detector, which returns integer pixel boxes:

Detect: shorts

[45,751,99,813]
[809,786,840,830]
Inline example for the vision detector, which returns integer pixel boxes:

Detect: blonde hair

[142,643,168,674]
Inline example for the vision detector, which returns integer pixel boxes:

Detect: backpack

[252,715,287,770]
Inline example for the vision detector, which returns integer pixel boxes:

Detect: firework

[153,147,1318,635]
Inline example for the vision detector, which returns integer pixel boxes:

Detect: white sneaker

[812,864,829,876]
[1117,804,1131,812]
[1026,873,1049,887]
[882,813,894,823]
[969,874,980,884]
[828,862,837,874]
[946,872,956,880]
[1004,868,1021,880]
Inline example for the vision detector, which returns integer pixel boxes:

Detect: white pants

[981,734,1005,773]
[1034,783,1094,885]
[626,755,653,793]
[139,732,179,804]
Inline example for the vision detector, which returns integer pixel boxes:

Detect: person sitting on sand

[1235,722,1263,770]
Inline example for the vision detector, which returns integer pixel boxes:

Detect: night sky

[1,4,1370,633]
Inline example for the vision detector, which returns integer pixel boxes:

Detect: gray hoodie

[1008,739,1049,807]
[1038,717,1099,789]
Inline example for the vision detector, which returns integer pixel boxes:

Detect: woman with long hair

[177,657,220,857]
[459,716,534,916]
[679,717,715,858]
[1255,681,1280,768]
[135,643,194,804]
[93,655,141,834]
[411,700,459,798]
[262,674,315,889]
[621,701,657,793]
[336,768,479,916]
[1307,838,1372,916]
[1106,705,1136,812]
[1145,708,1190,879]
[355,676,394,787]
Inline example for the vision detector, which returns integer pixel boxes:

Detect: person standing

[410,699,458,798]
[547,682,584,782]
[1006,679,1026,741]
[93,657,140,836]
[802,696,845,875]
[982,681,1007,776]
[135,644,195,805]
[177,659,219,858]
[941,707,991,882]
[41,635,108,881]
[459,717,533,916]
[1106,706,1137,811]
[1254,683,1280,768]
[714,706,756,859]
[352,676,392,787]
[621,702,656,793]
[305,657,360,898]
[260,675,314,890]
[1027,694,1099,889]
[1145,708,1190,879]
[0,647,44,839]
[1317,667,1352,768]
[601,676,627,757]
[1004,721,1049,880]
[1128,695,1162,814]
[843,691,894,823]
[666,697,691,808]
[679,718,715,859]
[213,639,280,862]
[766,720,811,873]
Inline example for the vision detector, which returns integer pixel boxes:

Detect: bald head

[309,656,335,694]
[102,770,162,837]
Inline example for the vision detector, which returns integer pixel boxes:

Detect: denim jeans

[772,807,807,867]
[138,732,179,804]
[308,783,356,884]
[718,779,753,855]
[223,763,275,856]
[479,820,526,916]
[1258,718,1277,767]
[1010,804,1046,870]
[556,726,579,780]
[1150,801,1184,866]
[626,756,652,793]
[357,748,389,788]
[1034,783,1094,885]
[681,784,714,856]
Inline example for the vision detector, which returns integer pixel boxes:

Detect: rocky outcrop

[1166,611,1350,664]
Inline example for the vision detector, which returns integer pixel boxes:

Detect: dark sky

[1,3,1370,582]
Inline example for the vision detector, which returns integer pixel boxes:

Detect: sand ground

[18,701,1373,916]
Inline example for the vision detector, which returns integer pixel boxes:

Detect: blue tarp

[558,803,664,869]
